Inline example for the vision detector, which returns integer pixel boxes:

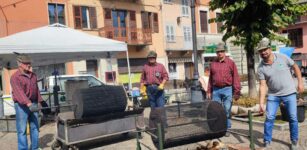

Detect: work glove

[29,105,39,112]
[140,85,147,96]
[158,84,164,90]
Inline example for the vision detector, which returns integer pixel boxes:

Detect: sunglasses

[22,62,31,65]
[216,51,226,53]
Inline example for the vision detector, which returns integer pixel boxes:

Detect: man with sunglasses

[207,42,241,137]
[257,38,303,149]
[140,51,169,108]
[10,54,42,150]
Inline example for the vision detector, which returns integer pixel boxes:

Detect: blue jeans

[14,103,39,150]
[212,86,233,129]
[264,93,298,143]
[146,85,165,108]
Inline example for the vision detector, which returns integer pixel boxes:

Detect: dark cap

[17,54,32,63]
[216,42,227,52]
[147,50,157,58]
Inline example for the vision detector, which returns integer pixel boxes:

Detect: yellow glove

[140,85,147,96]
[158,84,164,90]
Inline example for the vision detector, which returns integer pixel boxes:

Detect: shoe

[225,131,230,137]
[264,141,271,148]
[291,141,298,150]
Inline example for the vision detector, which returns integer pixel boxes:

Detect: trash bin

[280,104,305,123]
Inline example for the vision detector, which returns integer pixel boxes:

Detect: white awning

[0,24,127,68]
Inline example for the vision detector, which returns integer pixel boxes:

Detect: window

[183,26,192,42]
[288,28,303,47]
[200,11,208,33]
[73,6,97,29]
[48,3,65,25]
[105,71,116,82]
[166,25,175,42]
[141,11,159,33]
[164,0,172,4]
[182,0,189,16]
[216,13,223,33]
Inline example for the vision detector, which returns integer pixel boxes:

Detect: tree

[209,0,307,98]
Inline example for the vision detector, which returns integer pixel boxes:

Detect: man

[207,42,241,137]
[257,38,303,149]
[10,54,42,150]
[140,51,169,108]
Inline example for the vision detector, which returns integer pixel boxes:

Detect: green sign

[271,45,276,51]
[203,45,217,53]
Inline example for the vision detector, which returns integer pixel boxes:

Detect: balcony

[165,36,193,51]
[99,27,152,45]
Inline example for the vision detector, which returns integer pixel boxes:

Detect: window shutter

[141,12,149,29]
[73,6,82,29]
[170,26,174,41]
[129,11,136,28]
[104,8,112,27]
[89,7,97,29]
[166,26,170,41]
[200,11,208,33]
[153,13,159,33]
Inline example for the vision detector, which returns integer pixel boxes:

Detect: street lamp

[190,0,203,103]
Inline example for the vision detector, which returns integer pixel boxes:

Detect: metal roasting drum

[72,85,128,119]
[149,101,227,148]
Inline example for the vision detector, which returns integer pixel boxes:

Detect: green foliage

[209,0,307,49]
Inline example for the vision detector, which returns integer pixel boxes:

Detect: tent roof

[0,24,127,68]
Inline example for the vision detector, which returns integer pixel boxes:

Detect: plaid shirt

[10,70,43,105]
[208,57,241,96]
[140,62,169,85]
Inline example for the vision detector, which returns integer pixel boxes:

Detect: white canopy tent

[0,24,130,69]
[0,24,135,117]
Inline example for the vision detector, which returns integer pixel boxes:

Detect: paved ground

[1,108,307,150]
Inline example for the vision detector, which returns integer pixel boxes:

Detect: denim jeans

[264,93,298,143]
[212,86,233,129]
[146,85,165,108]
[14,103,39,150]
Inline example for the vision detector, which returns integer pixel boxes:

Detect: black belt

[213,85,232,88]
[146,84,159,86]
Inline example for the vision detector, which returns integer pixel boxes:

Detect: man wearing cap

[207,42,241,137]
[140,51,169,108]
[257,38,303,149]
[10,54,42,150]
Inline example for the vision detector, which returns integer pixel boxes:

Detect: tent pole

[126,50,132,90]
[0,68,4,118]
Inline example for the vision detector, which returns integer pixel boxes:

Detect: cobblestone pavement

[0,108,306,150]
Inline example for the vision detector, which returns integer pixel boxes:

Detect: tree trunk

[246,47,258,98]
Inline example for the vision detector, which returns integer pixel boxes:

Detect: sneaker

[291,141,298,150]
[225,131,231,137]
[264,141,271,148]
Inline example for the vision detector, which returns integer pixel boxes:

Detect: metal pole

[126,50,132,90]
[136,130,141,150]
[157,123,164,150]
[190,0,202,103]
[0,90,4,118]
[248,110,255,150]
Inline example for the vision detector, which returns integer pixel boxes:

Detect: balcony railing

[99,27,152,45]
[165,36,193,51]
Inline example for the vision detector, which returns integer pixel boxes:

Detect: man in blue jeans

[207,42,241,137]
[140,51,168,108]
[10,54,42,150]
[257,38,304,150]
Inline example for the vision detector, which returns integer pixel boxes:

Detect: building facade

[0,0,166,95]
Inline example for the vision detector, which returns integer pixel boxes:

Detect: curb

[232,117,307,131]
